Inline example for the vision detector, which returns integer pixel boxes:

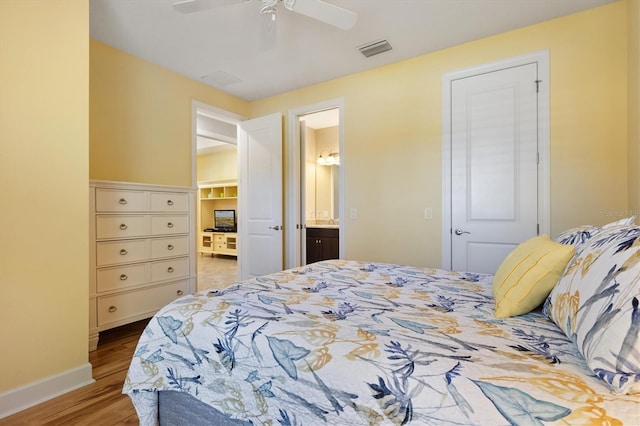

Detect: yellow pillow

[493,235,574,318]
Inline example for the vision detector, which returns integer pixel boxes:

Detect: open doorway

[192,102,245,291]
[300,109,340,264]
[286,99,345,269]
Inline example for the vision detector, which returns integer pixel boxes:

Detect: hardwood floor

[1,256,238,425]
[0,320,147,426]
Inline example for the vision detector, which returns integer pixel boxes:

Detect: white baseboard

[0,363,95,419]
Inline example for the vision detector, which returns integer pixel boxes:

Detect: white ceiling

[90,0,617,102]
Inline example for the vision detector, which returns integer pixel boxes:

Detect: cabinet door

[306,237,322,264]
[321,237,339,260]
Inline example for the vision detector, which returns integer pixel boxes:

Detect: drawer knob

[120,249,128,255]
[119,198,127,205]
[167,222,174,228]
[167,200,174,206]
[120,274,128,281]
[176,290,184,296]
[167,267,174,273]
[108,306,117,313]
[167,244,174,250]
[120,223,128,230]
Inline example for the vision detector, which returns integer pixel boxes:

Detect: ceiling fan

[172,0,358,48]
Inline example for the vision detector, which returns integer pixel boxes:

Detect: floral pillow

[601,215,636,229]
[553,225,600,248]
[544,225,640,394]
[553,217,636,253]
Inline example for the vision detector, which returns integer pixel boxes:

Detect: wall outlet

[424,207,433,220]
[350,208,358,219]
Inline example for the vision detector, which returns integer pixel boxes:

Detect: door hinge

[535,79,542,93]
[537,152,540,165]
[537,223,540,235]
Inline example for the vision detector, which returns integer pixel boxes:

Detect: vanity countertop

[306,224,339,229]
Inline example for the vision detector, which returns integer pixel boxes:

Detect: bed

[124,224,640,425]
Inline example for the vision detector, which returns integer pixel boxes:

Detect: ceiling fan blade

[287,0,357,30]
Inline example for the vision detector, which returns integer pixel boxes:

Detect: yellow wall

[0,0,89,392]
[629,0,640,213]
[90,40,249,186]
[251,2,629,267]
[197,149,238,182]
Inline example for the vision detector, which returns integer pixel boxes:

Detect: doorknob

[454,228,470,235]
[269,225,281,231]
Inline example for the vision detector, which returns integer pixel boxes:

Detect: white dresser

[89,180,196,351]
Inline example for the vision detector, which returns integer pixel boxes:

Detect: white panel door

[451,63,538,273]
[238,113,283,280]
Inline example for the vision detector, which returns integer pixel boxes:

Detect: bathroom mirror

[315,164,338,220]
[302,117,339,226]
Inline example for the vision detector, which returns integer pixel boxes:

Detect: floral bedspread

[124,260,638,425]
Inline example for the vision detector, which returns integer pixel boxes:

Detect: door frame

[190,100,246,188]
[286,98,345,269]
[441,50,550,270]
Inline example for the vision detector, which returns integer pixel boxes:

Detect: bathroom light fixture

[317,152,339,166]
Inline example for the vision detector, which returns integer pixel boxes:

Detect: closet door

[450,63,539,273]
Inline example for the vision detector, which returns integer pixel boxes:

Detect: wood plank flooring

[0,320,147,426]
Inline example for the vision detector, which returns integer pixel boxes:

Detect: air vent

[358,39,392,58]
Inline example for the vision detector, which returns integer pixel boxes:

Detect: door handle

[269,225,281,231]
[454,228,470,236]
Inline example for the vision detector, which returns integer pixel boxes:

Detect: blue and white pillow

[553,217,636,252]
[544,224,640,394]
[553,225,600,247]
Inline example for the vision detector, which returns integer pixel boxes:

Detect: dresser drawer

[150,192,189,212]
[96,240,147,266]
[150,257,190,282]
[150,215,189,235]
[96,215,147,239]
[96,280,189,327]
[150,236,190,259]
[96,263,147,293]
[96,189,147,212]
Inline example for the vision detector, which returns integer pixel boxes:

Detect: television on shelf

[213,210,236,232]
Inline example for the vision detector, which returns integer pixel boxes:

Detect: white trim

[441,50,550,270]
[0,363,94,419]
[286,98,345,269]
